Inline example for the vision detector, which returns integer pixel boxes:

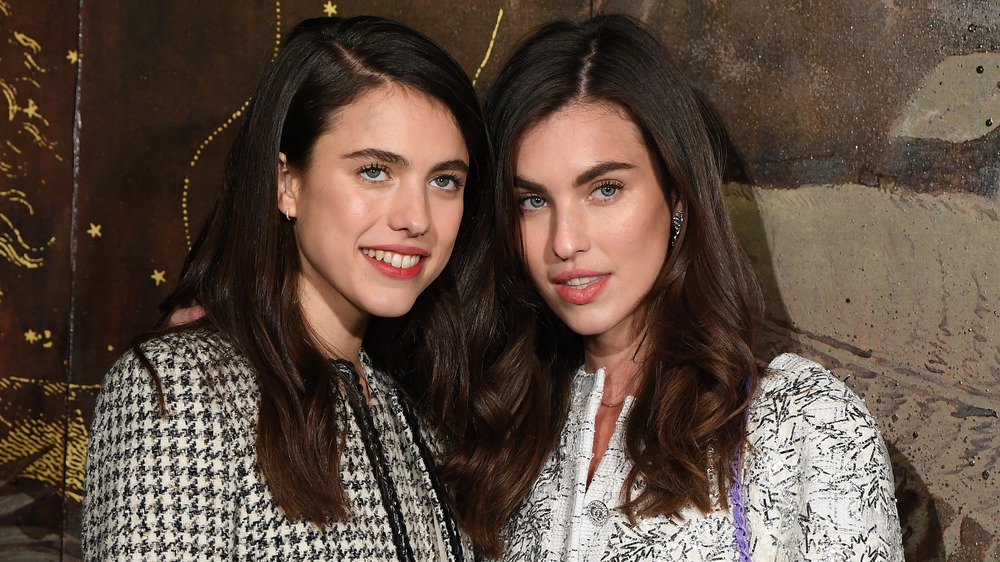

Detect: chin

[366,296,421,319]
[370,305,418,319]
[553,315,606,338]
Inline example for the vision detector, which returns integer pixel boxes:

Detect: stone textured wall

[0,1,995,559]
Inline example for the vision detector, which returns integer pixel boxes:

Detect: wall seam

[62,0,86,559]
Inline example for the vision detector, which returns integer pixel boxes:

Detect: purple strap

[729,451,751,561]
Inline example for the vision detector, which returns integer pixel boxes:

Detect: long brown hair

[140,16,489,525]
[447,14,765,555]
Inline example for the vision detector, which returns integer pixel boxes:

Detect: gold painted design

[1,3,66,291]
[1,79,19,122]
[323,2,338,16]
[472,8,504,87]
[13,31,41,55]
[66,50,79,64]
[23,121,57,151]
[1,189,55,269]
[151,269,166,286]
[0,378,101,503]
[22,53,45,74]
[23,329,53,348]
[21,98,48,125]
[180,1,283,249]
[86,223,102,237]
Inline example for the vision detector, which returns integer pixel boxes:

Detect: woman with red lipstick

[449,15,903,561]
[83,16,489,560]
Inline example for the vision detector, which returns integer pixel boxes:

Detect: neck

[584,329,645,403]
[297,283,369,373]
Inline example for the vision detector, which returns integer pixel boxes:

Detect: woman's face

[279,83,468,334]
[514,101,672,346]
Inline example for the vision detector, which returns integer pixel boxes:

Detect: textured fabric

[502,353,903,562]
[82,329,469,561]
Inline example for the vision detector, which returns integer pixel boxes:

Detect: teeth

[363,248,421,269]
[566,276,601,287]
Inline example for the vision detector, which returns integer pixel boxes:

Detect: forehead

[516,101,648,172]
[334,83,460,134]
[314,83,468,163]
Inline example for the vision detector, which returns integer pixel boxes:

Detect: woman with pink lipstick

[83,16,488,560]
[450,14,903,561]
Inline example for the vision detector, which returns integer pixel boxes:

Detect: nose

[387,180,430,236]
[551,206,589,260]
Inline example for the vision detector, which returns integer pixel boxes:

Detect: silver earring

[284,208,291,221]
[670,210,683,249]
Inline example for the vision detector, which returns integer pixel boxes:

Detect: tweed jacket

[83,329,468,561]
[501,353,904,561]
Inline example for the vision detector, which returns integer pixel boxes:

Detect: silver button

[586,500,609,525]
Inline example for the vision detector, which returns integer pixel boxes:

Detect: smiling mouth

[563,276,603,288]
[361,248,422,269]
[552,272,609,305]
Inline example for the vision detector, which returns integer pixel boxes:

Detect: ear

[669,195,684,217]
[277,152,299,219]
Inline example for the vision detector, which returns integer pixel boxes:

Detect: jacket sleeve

[82,341,239,561]
[790,362,904,561]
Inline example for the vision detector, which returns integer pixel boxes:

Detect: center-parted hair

[146,16,489,525]
[446,14,765,555]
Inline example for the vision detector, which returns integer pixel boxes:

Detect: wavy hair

[448,14,765,555]
[142,16,489,524]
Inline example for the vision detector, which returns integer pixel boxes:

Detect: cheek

[518,221,549,281]
[436,201,464,247]
[614,202,670,247]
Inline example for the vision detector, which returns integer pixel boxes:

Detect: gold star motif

[86,223,102,237]
[22,99,42,121]
[25,329,41,343]
[323,2,338,16]
[66,50,79,64]
[151,269,166,286]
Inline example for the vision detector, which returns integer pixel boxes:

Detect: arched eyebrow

[432,160,469,174]
[343,149,468,174]
[514,176,545,193]
[343,148,409,166]
[574,161,635,186]
[514,160,637,193]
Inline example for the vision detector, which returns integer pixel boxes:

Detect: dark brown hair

[448,14,765,555]
[141,16,488,524]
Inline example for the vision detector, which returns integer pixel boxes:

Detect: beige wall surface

[0,1,996,559]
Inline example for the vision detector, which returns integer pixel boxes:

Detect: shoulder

[99,329,255,420]
[748,353,888,461]
[747,354,897,505]
[132,328,242,377]
[753,353,872,425]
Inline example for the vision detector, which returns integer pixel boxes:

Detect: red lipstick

[361,245,428,280]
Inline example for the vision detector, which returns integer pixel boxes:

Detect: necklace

[600,399,624,408]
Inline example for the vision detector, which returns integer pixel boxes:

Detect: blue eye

[518,194,547,210]
[431,174,463,191]
[360,164,388,181]
[594,183,620,199]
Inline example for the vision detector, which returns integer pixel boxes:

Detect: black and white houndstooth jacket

[82,329,469,561]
